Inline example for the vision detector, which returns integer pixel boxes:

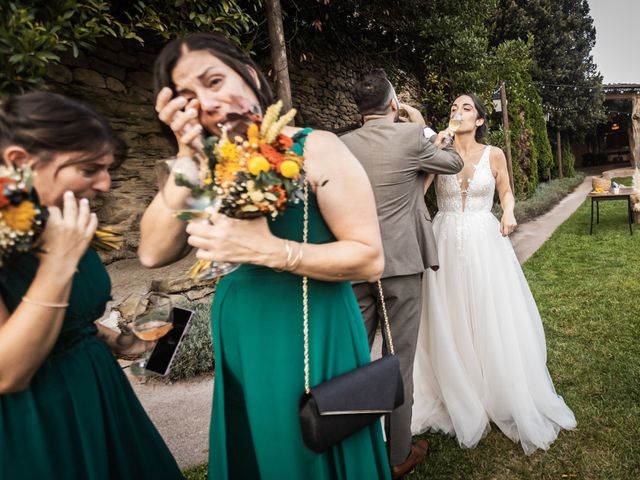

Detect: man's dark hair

[351,69,394,116]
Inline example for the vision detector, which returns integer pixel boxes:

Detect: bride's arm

[424,174,436,194]
[491,147,517,236]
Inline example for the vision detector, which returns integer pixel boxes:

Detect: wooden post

[265,0,294,119]
[631,95,640,167]
[556,130,563,178]
[500,81,515,193]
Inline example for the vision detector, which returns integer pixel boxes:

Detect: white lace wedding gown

[411,145,576,454]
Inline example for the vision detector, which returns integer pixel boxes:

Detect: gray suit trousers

[353,273,423,466]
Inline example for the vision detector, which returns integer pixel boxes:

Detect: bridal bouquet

[179,99,305,279]
[0,164,123,268]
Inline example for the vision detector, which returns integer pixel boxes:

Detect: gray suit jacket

[341,118,463,277]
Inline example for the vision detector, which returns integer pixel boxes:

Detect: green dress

[0,250,183,480]
[209,129,391,479]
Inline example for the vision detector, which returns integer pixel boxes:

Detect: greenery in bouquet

[0,164,123,268]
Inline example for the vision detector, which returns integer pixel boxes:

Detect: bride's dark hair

[457,93,488,143]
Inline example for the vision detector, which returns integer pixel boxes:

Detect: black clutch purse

[299,354,404,453]
[296,182,404,453]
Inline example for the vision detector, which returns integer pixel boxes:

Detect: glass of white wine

[156,156,239,280]
[129,292,173,376]
[443,112,463,147]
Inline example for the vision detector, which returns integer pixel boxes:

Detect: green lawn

[184,185,640,480]
[413,181,640,479]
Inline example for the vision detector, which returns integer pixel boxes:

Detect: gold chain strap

[302,179,311,394]
[301,179,396,394]
[376,280,395,356]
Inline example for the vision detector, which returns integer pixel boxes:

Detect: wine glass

[155,156,240,280]
[129,292,173,376]
[443,112,463,147]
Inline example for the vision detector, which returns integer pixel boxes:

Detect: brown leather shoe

[391,439,429,479]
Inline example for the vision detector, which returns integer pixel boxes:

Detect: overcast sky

[588,0,640,84]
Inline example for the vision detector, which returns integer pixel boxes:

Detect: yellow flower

[280,160,300,178]
[219,141,238,162]
[247,123,260,146]
[248,155,270,176]
[2,200,37,232]
[215,160,242,184]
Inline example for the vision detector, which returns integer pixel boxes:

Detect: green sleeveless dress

[209,129,391,479]
[0,250,183,480]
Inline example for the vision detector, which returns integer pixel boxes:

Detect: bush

[493,172,585,223]
[166,300,214,382]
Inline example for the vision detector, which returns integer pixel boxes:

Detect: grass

[184,463,208,480]
[166,301,214,382]
[412,178,640,479]
[182,181,640,479]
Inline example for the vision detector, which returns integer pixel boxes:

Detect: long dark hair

[457,93,488,143]
[0,91,124,170]
[153,33,274,148]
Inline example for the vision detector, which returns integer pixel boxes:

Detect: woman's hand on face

[185,214,276,265]
[39,191,98,266]
[500,211,517,236]
[155,87,204,154]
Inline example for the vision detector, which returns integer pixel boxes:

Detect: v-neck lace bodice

[437,145,494,214]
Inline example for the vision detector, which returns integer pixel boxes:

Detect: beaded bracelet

[22,296,69,308]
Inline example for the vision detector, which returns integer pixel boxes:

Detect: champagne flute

[156,156,240,280]
[129,292,173,376]
[443,112,463,147]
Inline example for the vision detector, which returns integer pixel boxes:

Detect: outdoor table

[588,187,634,235]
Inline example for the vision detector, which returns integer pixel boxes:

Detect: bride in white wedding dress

[411,94,576,455]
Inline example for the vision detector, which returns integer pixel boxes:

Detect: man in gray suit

[341,69,463,479]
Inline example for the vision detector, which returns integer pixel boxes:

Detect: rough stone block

[129,86,154,102]
[118,51,140,69]
[106,77,127,93]
[128,71,154,90]
[60,49,88,68]
[73,68,106,88]
[92,46,119,64]
[46,64,73,84]
[89,57,127,81]
[98,37,124,52]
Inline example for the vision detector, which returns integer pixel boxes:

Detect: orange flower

[0,178,11,208]
[270,185,288,210]
[276,134,293,150]
[2,200,37,232]
[259,143,284,169]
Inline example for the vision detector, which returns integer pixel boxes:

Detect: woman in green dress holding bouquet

[140,33,391,479]
[0,91,183,479]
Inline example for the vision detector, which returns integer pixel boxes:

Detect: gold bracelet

[274,240,293,272]
[22,296,69,309]
[287,242,304,271]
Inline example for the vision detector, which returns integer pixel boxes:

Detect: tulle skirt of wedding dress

[411,211,576,455]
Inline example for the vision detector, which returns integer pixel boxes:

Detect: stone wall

[46,39,423,261]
